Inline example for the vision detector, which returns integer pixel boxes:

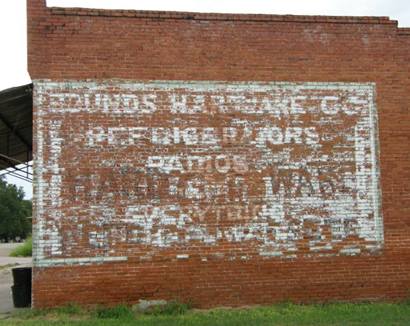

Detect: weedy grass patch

[9,238,32,257]
[1,301,410,326]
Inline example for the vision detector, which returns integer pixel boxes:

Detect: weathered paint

[33,80,382,267]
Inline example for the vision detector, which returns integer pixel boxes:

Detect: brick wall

[28,0,410,308]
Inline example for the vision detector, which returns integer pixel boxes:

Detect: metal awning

[0,84,33,182]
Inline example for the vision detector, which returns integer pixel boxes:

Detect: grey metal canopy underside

[0,84,33,182]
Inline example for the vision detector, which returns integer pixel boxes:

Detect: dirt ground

[0,243,31,315]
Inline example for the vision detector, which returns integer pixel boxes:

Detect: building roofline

[48,6,399,26]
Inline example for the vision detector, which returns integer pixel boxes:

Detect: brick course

[28,0,410,308]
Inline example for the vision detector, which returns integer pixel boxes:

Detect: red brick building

[28,0,410,308]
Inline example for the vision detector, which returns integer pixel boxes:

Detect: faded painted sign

[33,80,383,266]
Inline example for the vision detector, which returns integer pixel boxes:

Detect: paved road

[0,243,21,257]
[0,243,32,315]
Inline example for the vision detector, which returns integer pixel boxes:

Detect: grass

[145,301,191,316]
[94,305,134,319]
[9,237,32,257]
[0,302,410,325]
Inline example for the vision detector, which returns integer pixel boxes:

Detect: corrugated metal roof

[0,84,33,172]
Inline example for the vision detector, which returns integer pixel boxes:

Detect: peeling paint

[33,80,383,266]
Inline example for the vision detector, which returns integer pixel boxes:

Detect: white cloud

[0,1,30,91]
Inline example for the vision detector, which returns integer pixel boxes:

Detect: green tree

[0,176,31,241]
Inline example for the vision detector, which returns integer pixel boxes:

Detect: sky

[0,0,409,199]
